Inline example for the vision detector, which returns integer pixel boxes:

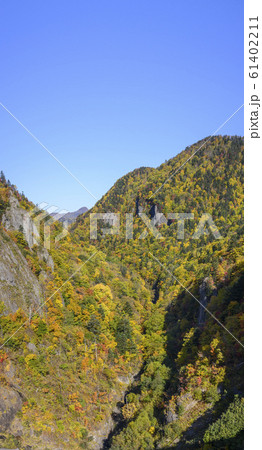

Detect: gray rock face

[135,197,143,216]
[37,246,54,271]
[198,277,217,326]
[165,408,178,424]
[149,204,167,226]
[116,374,135,385]
[2,194,39,248]
[0,385,22,433]
[90,372,138,449]
[198,277,209,325]
[0,360,24,441]
[0,230,43,313]
[177,393,198,412]
[152,211,167,226]
[2,194,56,272]
[90,415,115,449]
[27,342,38,353]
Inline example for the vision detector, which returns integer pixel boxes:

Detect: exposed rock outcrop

[198,278,217,325]
[0,230,43,313]
[91,372,138,449]
[0,385,23,433]
[36,246,54,271]
[2,194,39,248]
[135,197,143,216]
[198,278,209,325]
[0,360,24,438]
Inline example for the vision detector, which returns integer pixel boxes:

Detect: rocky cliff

[0,193,54,313]
[0,229,43,313]
[2,194,39,248]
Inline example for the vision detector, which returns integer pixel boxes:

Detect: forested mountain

[0,135,244,449]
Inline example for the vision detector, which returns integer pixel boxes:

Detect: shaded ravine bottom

[102,367,144,449]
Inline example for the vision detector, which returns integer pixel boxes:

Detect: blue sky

[0,0,243,211]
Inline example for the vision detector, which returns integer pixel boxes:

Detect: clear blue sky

[0,0,243,211]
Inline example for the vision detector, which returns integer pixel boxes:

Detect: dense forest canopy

[0,135,243,449]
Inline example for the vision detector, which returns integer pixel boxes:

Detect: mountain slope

[0,135,244,449]
[0,228,43,313]
[71,135,244,449]
[72,135,243,301]
[0,176,153,449]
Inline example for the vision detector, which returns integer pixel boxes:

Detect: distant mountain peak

[51,206,88,223]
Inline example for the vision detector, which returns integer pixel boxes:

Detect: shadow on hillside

[162,430,244,449]
[161,283,244,450]
[102,274,244,449]
[102,365,145,449]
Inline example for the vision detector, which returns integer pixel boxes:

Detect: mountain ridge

[51,206,88,223]
[0,135,244,449]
